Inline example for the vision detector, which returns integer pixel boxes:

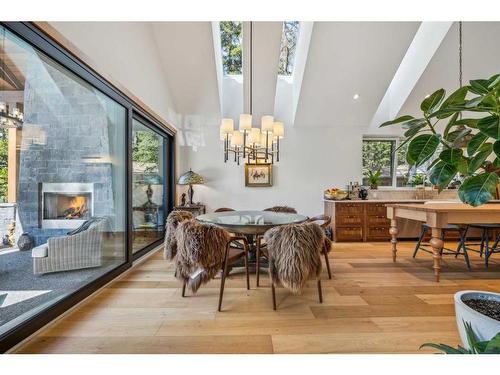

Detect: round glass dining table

[196,210,308,235]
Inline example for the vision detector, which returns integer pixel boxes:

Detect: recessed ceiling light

[353,94,360,100]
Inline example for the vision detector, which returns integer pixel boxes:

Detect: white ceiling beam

[368,21,452,133]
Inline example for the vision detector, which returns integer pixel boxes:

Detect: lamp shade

[248,127,261,144]
[220,118,234,134]
[273,121,284,138]
[261,115,274,132]
[239,114,252,131]
[177,169,205,185]
[230,131,244,147]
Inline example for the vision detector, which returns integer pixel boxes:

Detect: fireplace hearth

[39,183,94,229]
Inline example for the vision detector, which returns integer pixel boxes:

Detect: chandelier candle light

[219,22,285,165]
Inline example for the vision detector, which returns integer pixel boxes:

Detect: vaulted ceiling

[50,21,500,137]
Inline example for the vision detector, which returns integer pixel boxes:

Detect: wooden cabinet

[324,200,421,242]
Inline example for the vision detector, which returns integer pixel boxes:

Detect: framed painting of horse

[245,163,273,187]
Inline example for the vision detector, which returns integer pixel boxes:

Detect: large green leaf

[468,143,493,174]
[477,116,500,139]
[458,172,499,207]
[493,140,500,159]
[419,343,467,354]
[484,332,500,354]
[421,89,445,114]
[487,74,500,89]
[443,112,460,139]
[429,161,457,191]
[454,118,480,128]
[467,132,488,157]
[469,79,491,95]
[436,87,468,119]
[439,148,463,165]
[401,118,427,130]
[407,134,440,167]
[380,115,414,127]
[404,123,427,138]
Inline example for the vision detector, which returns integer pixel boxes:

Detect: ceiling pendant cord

[459,21,463,88]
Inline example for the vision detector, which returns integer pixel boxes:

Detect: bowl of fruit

[324,188,348,200]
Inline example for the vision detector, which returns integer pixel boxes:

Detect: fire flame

[65,196,87,219]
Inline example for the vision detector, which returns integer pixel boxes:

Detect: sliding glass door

[132,118,167,254]
[0,22,175,352]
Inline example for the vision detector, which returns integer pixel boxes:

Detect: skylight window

[278,21,300,76]
[219,21,242,75]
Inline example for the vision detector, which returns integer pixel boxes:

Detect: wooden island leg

[390,219,398,262]
[430,227,444,282]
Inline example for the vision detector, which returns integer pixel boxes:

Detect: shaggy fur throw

[263,222,325,294]
[164,210,194,260]
[175,220,230,293]
[264,206,297,214]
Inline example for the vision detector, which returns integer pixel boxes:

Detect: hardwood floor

[12,241,500,354]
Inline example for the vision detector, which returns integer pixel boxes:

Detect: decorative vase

[17,232,34,251]
[454,290,500,349]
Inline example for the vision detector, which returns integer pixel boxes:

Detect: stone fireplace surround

[16,57,120,246]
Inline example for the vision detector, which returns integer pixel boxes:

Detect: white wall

[184,125,364,217]
[49,22,177,127]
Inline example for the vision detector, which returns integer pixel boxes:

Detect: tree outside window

[278,21,299,76]
[220,21,242,75]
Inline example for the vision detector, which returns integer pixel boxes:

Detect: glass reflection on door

[132,119,165,253]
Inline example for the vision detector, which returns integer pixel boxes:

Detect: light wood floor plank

[12,241,500,354]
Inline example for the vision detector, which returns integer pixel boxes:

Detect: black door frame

[0,22,175,352]
[130,111,173,261]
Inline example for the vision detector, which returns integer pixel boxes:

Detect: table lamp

[177,169,204,206]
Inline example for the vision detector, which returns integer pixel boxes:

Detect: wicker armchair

[32,218,108,274]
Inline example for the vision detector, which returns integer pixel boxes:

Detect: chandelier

[219,22,284,165]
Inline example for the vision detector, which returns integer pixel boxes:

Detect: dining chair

[263,206,297,214]
[174,219,250,311]
[214,207,235,213]
[466,224,500,268]
[307,214,333,279]
[413,223,471,270]
[259,222,326,310]
[164,210,194,260]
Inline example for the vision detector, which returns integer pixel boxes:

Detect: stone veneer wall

[17,53,122,246]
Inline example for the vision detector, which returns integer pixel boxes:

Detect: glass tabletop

[197,210,308,234]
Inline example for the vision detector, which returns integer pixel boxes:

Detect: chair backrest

[214,207,235,213]
[263,206,297,214]
[263,222,324,294]
[164,210,194,260]
[175,220,230,293]
[307,214,331,229]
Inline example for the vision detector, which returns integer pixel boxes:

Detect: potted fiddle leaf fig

[380,74,500,207]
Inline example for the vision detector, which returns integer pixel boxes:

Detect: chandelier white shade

[273,122,284,138]
[261,115,274,132]
[239,114,252,131]
[230,131,244,147]
[220,118,234,134]
[248,127,261,144]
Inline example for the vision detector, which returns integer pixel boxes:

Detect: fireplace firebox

[39,183,95,229]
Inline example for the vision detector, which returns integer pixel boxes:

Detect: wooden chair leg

[256,239,261,287]
[182,281,186,297]
[317,278,323,304]
[271,282,277,310]
[485,229,490,268]
[413,225,427,258]
[324,251,332,279]
[244,245,250,290]
[218,245,230,312]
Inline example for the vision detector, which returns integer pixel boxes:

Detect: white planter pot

[454,290,500,348]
